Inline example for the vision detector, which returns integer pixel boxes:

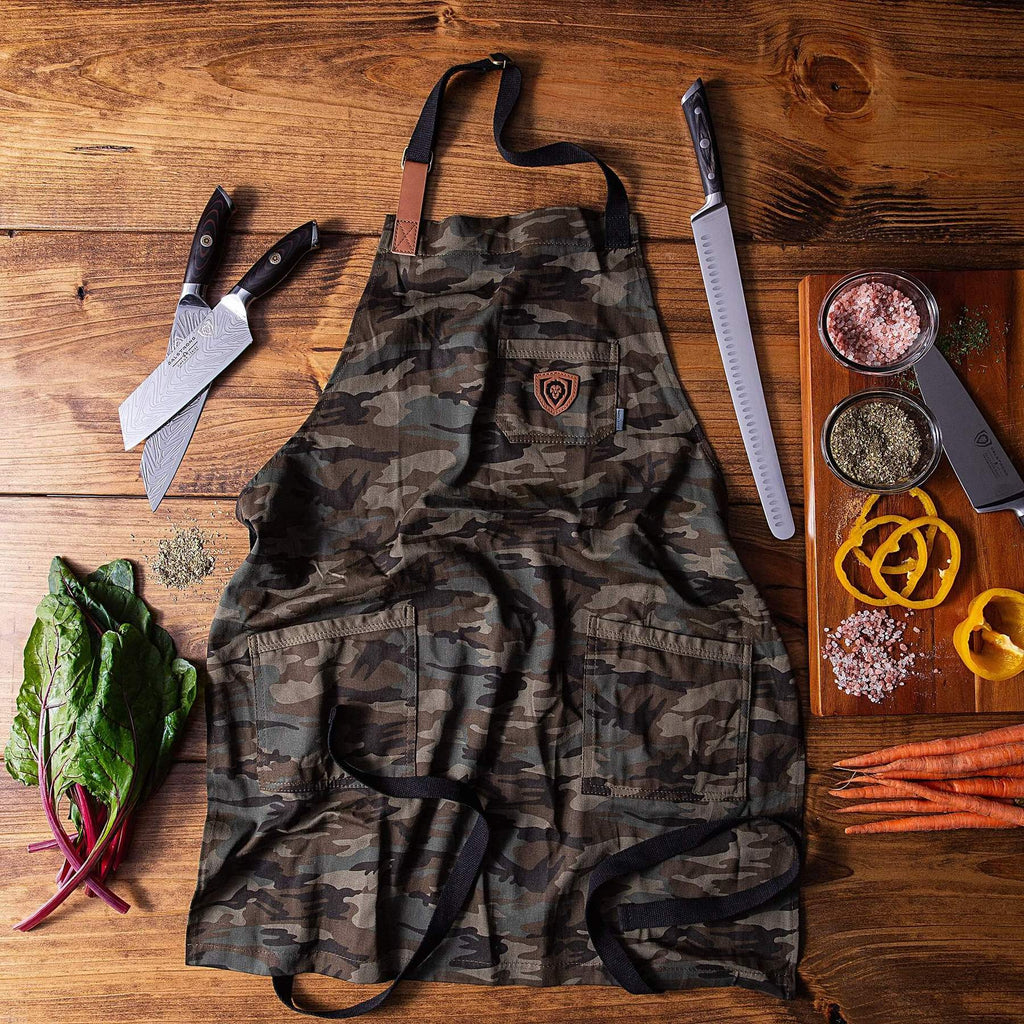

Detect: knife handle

[681,78,724,200]
[230,221,320,304]
[183,186,234,288]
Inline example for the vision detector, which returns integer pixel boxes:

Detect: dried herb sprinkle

[829,400,923,488]
[149,525,216,590]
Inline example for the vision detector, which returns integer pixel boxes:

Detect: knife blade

[915,345,1024,523]
[119,220,319,451]
[140,186,234,510]
[681,79,795,541]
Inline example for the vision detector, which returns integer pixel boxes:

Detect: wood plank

[802,270,1024,716]
[1,2,1023,243]
[0,229,808,505]
[5,229,1024,506]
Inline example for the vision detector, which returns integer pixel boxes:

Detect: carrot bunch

[830,723,1024,834]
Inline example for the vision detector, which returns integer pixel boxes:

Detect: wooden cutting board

[801,270,1024,716]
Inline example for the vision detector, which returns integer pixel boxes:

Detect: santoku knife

[681,79,795,541]
[915,345,1024,524]
[140,186,235,510]
[119,220,319,452]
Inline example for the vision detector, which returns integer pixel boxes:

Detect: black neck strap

[392,53,632,255]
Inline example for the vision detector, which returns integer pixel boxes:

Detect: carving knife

[681,79,795,540]
[119,220,319,452]
[915,345,1024,524]
[140,186,235,510]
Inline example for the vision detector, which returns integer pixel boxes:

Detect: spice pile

[824,608,917,703]
[831,723,1024,834]
[827,281,921,367]
[828,399,924,489]
[150,525,216,589]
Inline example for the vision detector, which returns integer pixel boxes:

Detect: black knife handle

[681,78,724,199]
[183,186,234,287]
[231,221,319,303]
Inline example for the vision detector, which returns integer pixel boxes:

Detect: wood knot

[76,284,87,301]
[796,53,871,115]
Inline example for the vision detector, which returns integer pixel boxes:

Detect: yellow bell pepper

[834,515,928,607]
[953,588,1024,682]
[868,515,961,610]
[853,488,938,588]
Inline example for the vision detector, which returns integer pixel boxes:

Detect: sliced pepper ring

[868,515,961,610]
[953,588,1024,682]
[834,514,928,607]
[853,488,938,586]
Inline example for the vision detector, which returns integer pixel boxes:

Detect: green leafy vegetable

[4,557,197,929]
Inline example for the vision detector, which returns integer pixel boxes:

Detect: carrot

[927,777,1024,798]
[839,799,945,815]
[845,813,1013,834]
[980,764,1024,778]
[834,723,1024,769]
[873,777,1024,826]
[861,742,1024,779]
[829,785,900,801]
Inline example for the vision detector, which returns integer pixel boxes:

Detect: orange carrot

[834,723,1024,769]
[839,800,944,815]
[861,742,1024,779]
[844,813,1013,834]
[873,777,1024,826]
[927,777,1024,798]
[980,764,1024,778]
[829,785,899,801]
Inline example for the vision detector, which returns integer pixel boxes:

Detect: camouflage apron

[185,54,804,1016]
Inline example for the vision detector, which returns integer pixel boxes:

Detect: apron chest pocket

[495,339,619,445]
[583,616,751,802]
[248,604,417,794]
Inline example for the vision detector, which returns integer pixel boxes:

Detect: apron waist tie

[272,705,490,1019]
[585,816,802,995]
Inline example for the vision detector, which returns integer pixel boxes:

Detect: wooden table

[2,3,1024,1022]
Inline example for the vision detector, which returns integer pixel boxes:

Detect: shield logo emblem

[534,370,579,416]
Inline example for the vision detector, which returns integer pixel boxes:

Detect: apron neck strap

[391,54,633,255]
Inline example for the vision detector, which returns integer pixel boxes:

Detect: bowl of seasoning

[818,270,939,375]
[821,389,942,493]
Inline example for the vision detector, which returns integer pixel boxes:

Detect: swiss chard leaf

[4,595,94,792]
[69,624,164,810]
[141,656,198,801]
[87,559,135,593]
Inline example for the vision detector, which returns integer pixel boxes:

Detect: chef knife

[140,186,235,510]
[915,345,1024,523]
[119,220,319,451]
[681,79,795,541]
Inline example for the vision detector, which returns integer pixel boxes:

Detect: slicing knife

[140,186,235,510]
[119,220,319,452]
[681,79,796,541]
[915,345,1024,525]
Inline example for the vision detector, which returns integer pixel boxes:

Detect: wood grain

[802,271,1024,716]
[1,2,1024,244]
[4,2,1024,1022]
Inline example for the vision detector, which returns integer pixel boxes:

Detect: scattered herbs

[150,525,215,590]
[828,400,924,488]
[4,556,197,930]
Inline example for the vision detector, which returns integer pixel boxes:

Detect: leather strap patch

[392,159,430,256]
[534,371,579,416]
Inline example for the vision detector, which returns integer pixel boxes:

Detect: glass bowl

[818,269,939,376]
[821,388,942,494]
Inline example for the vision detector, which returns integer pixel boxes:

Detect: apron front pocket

[248,604,417,794]
[495,339,619,444]
[583,616,751,802]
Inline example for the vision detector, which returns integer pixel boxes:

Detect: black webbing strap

[403,52,632,250]
[272,706,490,1018]
[585,816,801,994]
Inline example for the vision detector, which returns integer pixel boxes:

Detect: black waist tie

[586,817,802,995]
[272,706,490,1019]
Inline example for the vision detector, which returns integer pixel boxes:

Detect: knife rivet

[200,233,213,247]
[269,252,282,265]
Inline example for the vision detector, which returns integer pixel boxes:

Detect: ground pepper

[828,400,924,488]
[149,525,216,590]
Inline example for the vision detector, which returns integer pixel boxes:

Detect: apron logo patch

[534,371,579,416]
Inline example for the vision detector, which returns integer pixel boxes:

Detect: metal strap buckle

[401,146,433,172]
[488,54,508,68]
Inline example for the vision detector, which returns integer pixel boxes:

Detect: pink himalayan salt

[827,281,921,366]
[824,608,916,704]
